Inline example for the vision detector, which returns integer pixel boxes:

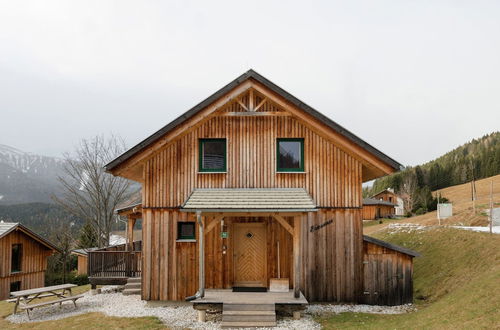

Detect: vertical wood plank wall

[362,205,395,220]
[77,256,88,275]
[0,231,52,299]
[140,92,365,302]
[362,241,414,305]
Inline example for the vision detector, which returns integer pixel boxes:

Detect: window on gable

[277,138,304,172]
[178,222,196,240]
[11,244,22,273]
[199,139,226,172]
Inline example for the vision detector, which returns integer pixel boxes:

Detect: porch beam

[293,215,302,298]
[198,212,304,217]
[204,215,224,235]
[272,214,294,236]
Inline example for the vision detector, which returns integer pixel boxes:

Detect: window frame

[11,243,22,274]
[276,138,305,172]
[198,138,227,173]
[177,222,196,241]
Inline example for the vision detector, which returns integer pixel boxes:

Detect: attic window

[199,139,226,172]
[277,138,304,172]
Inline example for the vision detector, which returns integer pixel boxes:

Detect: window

[178,222,196,240]
[389,197,393,202]
[10,281,21,293]
[11,244,22,273]
[199,139,226,172]
[277,138,304,172]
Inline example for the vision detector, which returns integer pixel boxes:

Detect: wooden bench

[20,294,84,319]
[7,293,54,303]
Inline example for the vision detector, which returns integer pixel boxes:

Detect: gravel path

[6,287,414,328]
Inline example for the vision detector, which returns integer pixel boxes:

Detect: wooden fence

[88,241,142,278]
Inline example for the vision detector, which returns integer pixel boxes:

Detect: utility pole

[437,190,441,225]
[490,180,493,234]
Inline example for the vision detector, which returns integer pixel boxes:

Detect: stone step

[221,321,277,328]
[124,282,141,290]
[127,277,142,284]
[221,303,276,328]
[122,288,141,296]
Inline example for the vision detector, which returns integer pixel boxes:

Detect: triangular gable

[105,70,402,181]
[0,222,60,252]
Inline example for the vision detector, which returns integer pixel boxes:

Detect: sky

[0,0,499,166]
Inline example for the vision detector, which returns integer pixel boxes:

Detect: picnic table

[9,284,83,319]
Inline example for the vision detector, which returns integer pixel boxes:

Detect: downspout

[186,211,205,301]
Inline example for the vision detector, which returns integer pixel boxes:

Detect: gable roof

[105,69,403,174]
[370,188,398,199]
[363,235,420,257]
[363,197,396,206]
[0,222,60,252]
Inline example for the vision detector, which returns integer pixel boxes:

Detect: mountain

[0,144,65,204]
[370,131,500,195]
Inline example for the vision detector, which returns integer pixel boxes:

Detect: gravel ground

[387,223,427,234]
[6,287,414,329]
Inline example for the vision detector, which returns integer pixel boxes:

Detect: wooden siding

[362,205,395,220]
[77,255,88,275]
[372,191,398,204]
[141,209,362,302]
[143,103,363,209]
[0,230,52,299]
[362,240,414,305]
[138,90,367,303]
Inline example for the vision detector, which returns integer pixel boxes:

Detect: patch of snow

[6,287,416,328]
[387,223,427,234]
[451,226,500,234]
[109,234,126,246]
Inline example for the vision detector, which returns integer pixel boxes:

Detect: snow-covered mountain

[0,144,65,204]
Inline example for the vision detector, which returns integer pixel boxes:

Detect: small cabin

[97,70,417,317]
[0,222,59,300]
[363,197,397,220]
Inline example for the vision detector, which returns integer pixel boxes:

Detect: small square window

[277,138,304,172]
[199,139,226,172]
[11,244,22,273]
[178,222,196,240]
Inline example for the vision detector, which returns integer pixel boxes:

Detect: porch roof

[181,188,317,212]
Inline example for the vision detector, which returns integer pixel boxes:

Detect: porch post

[127,216,136,252]
[196,211,205,298]
[293,214,302,298]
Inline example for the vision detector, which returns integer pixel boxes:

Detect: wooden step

[127,277,141,284]
[221,303,276,328]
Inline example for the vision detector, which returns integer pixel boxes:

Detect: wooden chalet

[0,222,59,300]
[362,197,397,220]
[96,70,418,324]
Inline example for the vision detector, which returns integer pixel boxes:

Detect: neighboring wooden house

[100,70,418,307]
[362,198,397,220]
[71,248,98,276]
[371,188,405,216]
[0,222,59,300]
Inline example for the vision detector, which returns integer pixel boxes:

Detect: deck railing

[88,241,142,278]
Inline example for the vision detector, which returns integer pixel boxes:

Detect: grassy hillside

[318,227,500,329]
[365,174,500,235]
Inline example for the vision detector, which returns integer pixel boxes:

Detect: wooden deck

[192,289,308,306]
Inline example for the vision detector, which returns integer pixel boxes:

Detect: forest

[366,131,500,215]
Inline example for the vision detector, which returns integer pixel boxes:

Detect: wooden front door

[233,222,267,287]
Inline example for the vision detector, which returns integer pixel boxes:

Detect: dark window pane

[11,244,22,273]
[278,140,302,170]
[10,281,21,293]
[178,223,195,239]
[202,140,225,170]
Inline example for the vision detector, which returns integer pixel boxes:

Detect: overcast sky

[1,0,499,166]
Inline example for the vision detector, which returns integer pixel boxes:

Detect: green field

[317,227,500,329]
